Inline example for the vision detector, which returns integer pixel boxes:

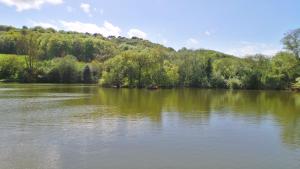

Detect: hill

[0,25,299,90]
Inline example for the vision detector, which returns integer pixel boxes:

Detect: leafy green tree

[90,60,103,82]
[83,39,95,61]
[0,55,22,80]
[160,60,179,87]
[206,58,213,81]
[177,50,211,87]
[263,52,300,89]
[52,55,80,83]
[47,36,69,58]
[100,54,127,87]
[14,31,41,82]
[282,29,300,59]
[25,32,40,72]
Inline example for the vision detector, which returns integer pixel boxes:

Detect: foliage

[51,55,80,83]
[0,55,23,80]
[282,28,300,59]
[292,77,300,90]
[82,65,93,83]
[0,25,300,90]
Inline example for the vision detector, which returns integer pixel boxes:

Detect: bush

[0,55,23,80]
[263,75,286,90]
[292,77,300,90]
[226,78,243,89]
[211,74,226,88]
[50,55,80,83]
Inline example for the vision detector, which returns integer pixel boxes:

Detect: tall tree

[25,32,40,73]
[282,28,300,59]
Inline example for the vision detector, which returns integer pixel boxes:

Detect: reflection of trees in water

[207,90,300,148]
[73,89,214,123]
[64,88,300,147]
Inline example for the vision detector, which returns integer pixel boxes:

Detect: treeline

[0,25,300,90]
[100,49,300,89]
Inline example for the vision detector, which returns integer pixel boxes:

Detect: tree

[25,32,40,72]
[83,65,93,83]
[282,28,300,59]
[0,55,22,80]
[206,58,213,81]
[47,36,69,58]
[52,55,80,83]
[16,31,41,82]
[100,54,127,87]
[263,52,300,89]
[83,39,95,61]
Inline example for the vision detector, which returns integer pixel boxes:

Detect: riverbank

[1,82,299,92]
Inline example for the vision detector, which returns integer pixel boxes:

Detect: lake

[0,84,299,169]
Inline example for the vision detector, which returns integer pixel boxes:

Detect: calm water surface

[0,84,300,169]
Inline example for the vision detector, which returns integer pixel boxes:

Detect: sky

[0,0,300,57]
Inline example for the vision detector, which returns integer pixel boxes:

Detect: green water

[0,84,300,169]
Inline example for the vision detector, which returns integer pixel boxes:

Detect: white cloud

[185,38,200,49]
[161,39,168,45]
[0,0,63,11]
[127,29,147,39]
[59,20,121,37]
[226,41,280,57]
[80,3,91,16]
[31,21,58,30]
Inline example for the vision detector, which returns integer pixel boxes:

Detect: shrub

[0,55,23,80]
[292,77,300,90]
[226,78,243,89]
[50,55,80,83]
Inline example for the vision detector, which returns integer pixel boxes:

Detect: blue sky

[0,0,300,56]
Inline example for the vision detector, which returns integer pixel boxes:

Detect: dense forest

[0,25,300,90]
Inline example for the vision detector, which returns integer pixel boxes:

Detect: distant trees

[0,25,300,90]
[100,49,179,88]
[0,26,118,62]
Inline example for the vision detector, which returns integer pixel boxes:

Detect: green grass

[0,54,26,61]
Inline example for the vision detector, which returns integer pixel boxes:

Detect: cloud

[80,3,91,16]
[226,41,280,57]
[127,29,147,39]
[185,38,200,49]
[59,20,121,37]
[0,0,63,11]
[31,21,58,30]
[161,39,168,45]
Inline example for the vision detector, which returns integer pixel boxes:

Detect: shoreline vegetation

[0,25,300,90]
